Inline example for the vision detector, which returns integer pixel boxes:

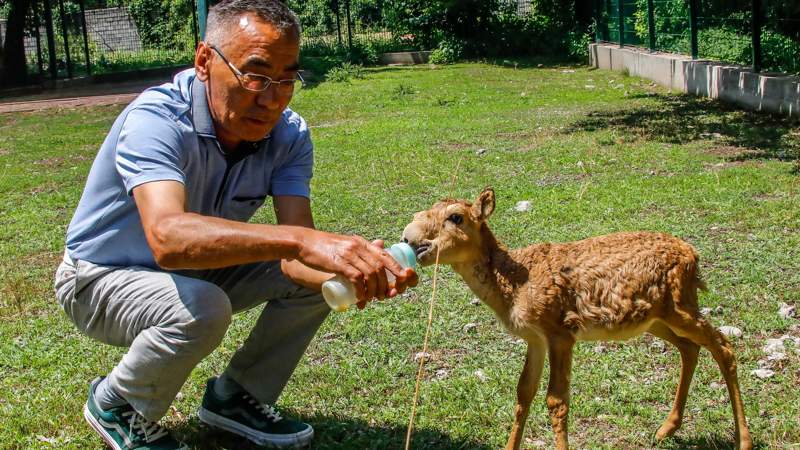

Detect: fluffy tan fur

[402,187,752,450]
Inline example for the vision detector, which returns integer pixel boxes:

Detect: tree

[1,0,32,86]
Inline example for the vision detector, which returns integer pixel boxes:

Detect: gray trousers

[54,252,330,421]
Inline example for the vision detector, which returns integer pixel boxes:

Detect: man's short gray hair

[205,0,301,46]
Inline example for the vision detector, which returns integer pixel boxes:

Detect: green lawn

[1,62,798,449]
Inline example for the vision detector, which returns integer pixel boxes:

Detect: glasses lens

[241,74,270,91]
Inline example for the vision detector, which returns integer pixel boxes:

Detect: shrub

[428,38,463,64]
[324,62,365,82]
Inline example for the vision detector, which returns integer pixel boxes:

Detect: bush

[428,38,463,64]
[324,62,365,82]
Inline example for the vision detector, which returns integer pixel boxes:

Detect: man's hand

[295,232,418,302]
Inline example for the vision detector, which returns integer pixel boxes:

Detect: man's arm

[133,180,414,300]
[273,195,335,292]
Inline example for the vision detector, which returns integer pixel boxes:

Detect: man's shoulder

[271,108,310,143]
[126,68,196,123]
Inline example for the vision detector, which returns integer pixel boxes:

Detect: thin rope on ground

[404,155,464,450]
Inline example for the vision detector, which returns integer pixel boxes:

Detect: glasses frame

[209,44,304,93]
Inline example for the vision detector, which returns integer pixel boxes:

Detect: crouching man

[54,1,416,448]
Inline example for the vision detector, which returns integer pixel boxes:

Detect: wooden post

[344,0,353,51]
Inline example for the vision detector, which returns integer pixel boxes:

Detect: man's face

[196,14,300,147]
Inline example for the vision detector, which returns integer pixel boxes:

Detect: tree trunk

[2,0,33,87]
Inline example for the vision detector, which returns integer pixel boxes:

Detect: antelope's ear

[472,187,495,221]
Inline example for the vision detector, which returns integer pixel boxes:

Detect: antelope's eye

[447,213,463,225]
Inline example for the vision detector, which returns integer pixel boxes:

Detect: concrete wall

[590,43,800,117]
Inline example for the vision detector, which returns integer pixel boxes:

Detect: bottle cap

[389,242,417,270]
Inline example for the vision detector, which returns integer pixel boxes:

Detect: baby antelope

[401,187,751,450]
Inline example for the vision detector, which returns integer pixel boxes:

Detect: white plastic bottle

[322,242,417,312]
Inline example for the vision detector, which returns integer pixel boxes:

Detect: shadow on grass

[662,433,770,450]
[567,93,800,171]
[174,412,494,449]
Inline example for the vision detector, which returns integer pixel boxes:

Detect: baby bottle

[322,242,417,312]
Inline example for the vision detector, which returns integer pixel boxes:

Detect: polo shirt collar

[190,75,216,138]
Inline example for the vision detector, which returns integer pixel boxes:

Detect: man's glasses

[209,44,304,94]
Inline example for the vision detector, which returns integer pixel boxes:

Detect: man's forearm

[280,259,333,291]
[148,212,308,269]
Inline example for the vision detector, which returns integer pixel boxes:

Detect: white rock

[650,340,666,352]
[474,369,488,382]
[714,305,724,315]
[434,369,449,380]
[514,201,532,212]
[700,307,713,315]
[763,338,786,355]
[463,323,478,333]
[779,303,796,320]
[470,297,481,306]
[584,85,595,89]
[413,351,431,362]
[751,369,775,379]
[561,69,575,73]
[475,148,487,156]
[719,326,742,338]
[710,381,725,390]
[767,352,787,362]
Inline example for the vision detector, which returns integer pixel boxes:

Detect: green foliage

[124,0,196,51]
[428,38,463,65]
[324,61,365,82]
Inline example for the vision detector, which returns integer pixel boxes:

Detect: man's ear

[194,42,212,81]
[471,187,495,221]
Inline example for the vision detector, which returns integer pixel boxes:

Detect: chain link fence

[596,0,800,75]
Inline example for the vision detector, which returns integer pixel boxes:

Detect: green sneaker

[198,377,313,448]
[83,377,188,450]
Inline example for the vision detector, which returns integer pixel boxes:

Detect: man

[53,1,417,449]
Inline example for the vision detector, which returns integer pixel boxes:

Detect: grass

[1,61,799,449]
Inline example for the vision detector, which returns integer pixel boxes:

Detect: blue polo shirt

[65,68,313,268]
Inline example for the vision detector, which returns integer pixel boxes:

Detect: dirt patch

[703,160,765,171]
[703,145,760,159]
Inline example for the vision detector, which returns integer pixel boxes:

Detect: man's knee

[178,281,232,346]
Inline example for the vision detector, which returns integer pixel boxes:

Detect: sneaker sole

[83,403,125,450]
[198,407,313,448]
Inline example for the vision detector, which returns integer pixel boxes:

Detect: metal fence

[5,0,198,83]
[596,0,800,74]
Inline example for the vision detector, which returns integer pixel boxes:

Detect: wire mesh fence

[2,0,198,83]
[596,0,800,75]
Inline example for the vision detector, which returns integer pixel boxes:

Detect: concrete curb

[590,43,800,118]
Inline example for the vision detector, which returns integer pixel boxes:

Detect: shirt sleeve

[115,106,186,195]
[269,120,314,198]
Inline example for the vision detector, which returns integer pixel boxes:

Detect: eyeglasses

[209,44,304,94]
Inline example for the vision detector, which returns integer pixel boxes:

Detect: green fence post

[647,0,655,51]
[344,0,353,51]
[689,0,698,59]
[42,0,58,80]
[77,0,91,76]
[198,0,207,40]
[618,0,624,47]
[752,0,762,73]
[334,0,343,46]
[56,0,72,78]
[191,0,199,48]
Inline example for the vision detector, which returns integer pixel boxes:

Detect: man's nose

[255,85,282,109]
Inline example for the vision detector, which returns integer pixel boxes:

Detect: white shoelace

[244,394,283,422]
[122,410,169,443]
